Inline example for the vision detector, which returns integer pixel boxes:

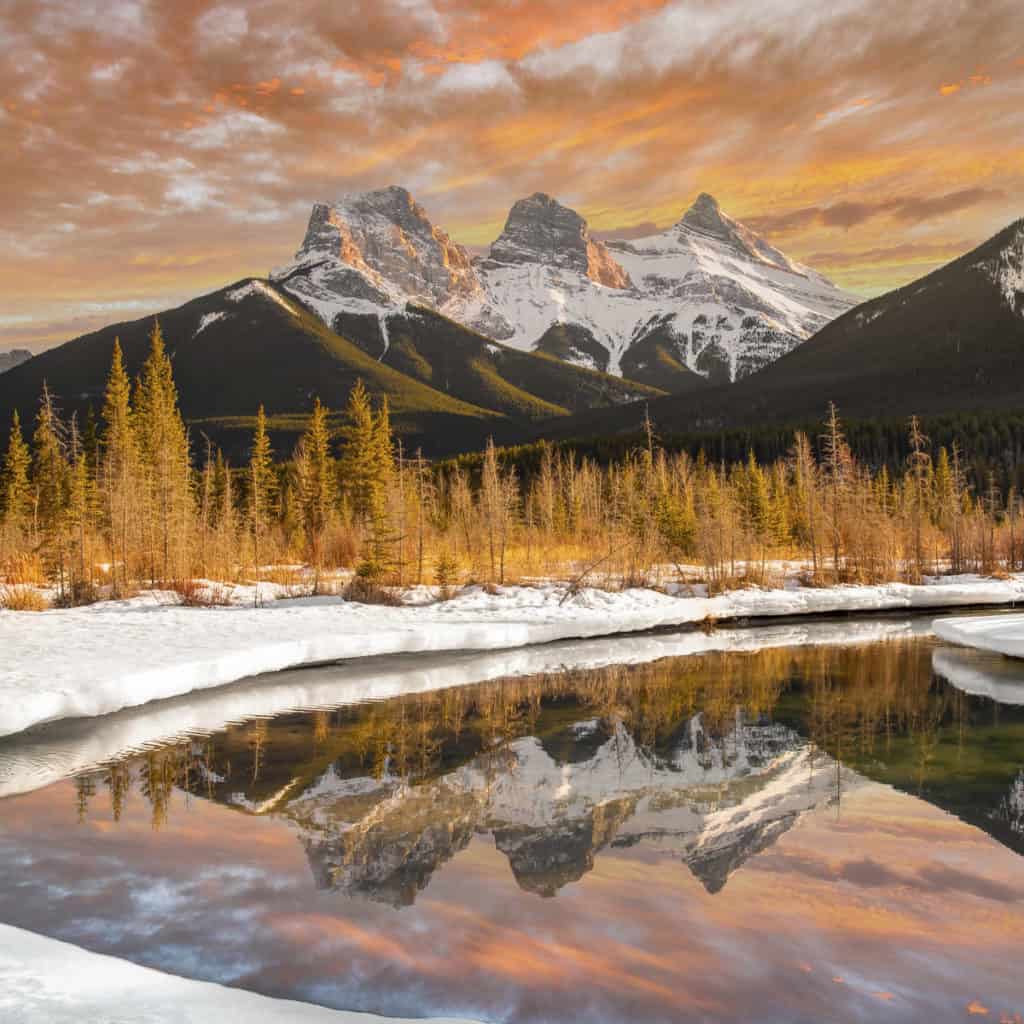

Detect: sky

[2,0,1023,352]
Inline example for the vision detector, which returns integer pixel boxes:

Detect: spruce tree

[821,403,853,578]
[32,382,68,541]
[339,379,379,523]
[1,410,31,538]
[135,321,191,580]
[101,340,136,593]
[66,414,97,601]
[249,405,275,575]
[296,398,334,564]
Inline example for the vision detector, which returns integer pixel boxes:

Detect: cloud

[749,188,1008,235]
[165,177,219,211]
[2,0,1023,348]
[195,5,249,51]
[181,111,285,151]
[592,221,664,241]
[436,61,518,94]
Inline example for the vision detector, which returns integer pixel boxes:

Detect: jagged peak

[675,191,799,274]
[488,193,632,289]
[679,192,735,237]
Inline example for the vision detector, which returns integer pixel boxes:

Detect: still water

[0,633,1022,1023]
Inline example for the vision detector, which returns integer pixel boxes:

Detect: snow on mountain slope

[976,220,1024,314]
[0,349,31,374]
[273,188,856,383]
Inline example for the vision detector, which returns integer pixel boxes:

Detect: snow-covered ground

[0,923,478,1024]
[0,616,931,800]
[3,576,1023,741]
[933,612,1024,659]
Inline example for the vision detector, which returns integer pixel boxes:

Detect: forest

[2,321,1023,609]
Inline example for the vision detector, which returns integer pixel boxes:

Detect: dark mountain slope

[537,219,1024,441]
[0,279,514,459]
[333,305,671,420]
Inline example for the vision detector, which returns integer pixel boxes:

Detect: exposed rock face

[279,186,482,324]
[0,349,31,374]
[485,192,632,289]
[273,186,856,383]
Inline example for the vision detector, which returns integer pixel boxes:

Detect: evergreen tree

[821,403,853,577]
[66,414,98,600]
[32,382,68,544]
[101,340,136,593]
[339,379,380,523]
[1,410,31,537]
[905,416,932,580]
[295,398,334,559]
[249,405,275,574]
[135,321,191,580]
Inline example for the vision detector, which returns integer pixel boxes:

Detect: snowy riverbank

[0,923,478,1024]
[933,612,1024,660]
[0,616,932,799]
[2,576,1023,740]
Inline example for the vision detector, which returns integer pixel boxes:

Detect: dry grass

[0,553,46,586]
[168,578,234,607]
[0,585,50,611]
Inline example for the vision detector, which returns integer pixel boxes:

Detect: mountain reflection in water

[1,636,1022,1023]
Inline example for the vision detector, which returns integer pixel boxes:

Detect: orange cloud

[3,0,1023,351]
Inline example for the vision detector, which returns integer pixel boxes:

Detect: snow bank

[0,616,930,799]
[933,612,1024,660]
[0,923,478,1024]
[931,647,1024,706]
[2,577,1022,741]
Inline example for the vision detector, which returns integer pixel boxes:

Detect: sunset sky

[2,0,1023,352]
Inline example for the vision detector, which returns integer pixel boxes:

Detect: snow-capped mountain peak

[676,192,800,275]
[272,185,857,386]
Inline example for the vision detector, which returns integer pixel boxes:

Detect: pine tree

[32,382,68,544]
[101,340,136,593]
[135,321,191,581]
[339,379,381,524]
[249,405,275,577]
[1,410,31,539]
[296,398,334,563]
[66,414,98,601]
[905,415,932,580]
[821,403,853,578]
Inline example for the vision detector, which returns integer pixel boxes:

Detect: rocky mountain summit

[482,192,632,289]
[273,186,857,388]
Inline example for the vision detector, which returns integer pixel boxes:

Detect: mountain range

[544,216,1024,442]
[0,186,1020,457]
[272,185,856,389]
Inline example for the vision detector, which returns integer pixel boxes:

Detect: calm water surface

[1,633,1022,1023]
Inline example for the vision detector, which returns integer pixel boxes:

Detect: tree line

[2,321,1022,606]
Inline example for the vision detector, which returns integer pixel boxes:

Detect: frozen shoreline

[0,922,478,1024]
[0,616,931,800]
[932,612,1024,660]
[2,576,1022,741]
